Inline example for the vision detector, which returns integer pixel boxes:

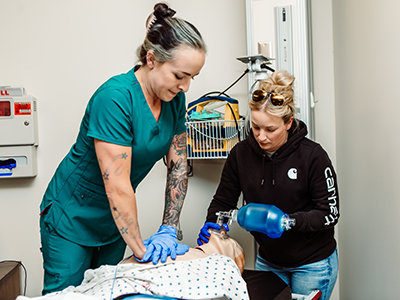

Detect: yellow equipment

[186,96,244,159]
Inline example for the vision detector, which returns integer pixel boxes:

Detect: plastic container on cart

[186,95,244,159]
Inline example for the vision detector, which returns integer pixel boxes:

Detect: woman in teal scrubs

[39,3,206,294]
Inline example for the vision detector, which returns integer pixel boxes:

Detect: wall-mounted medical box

[0,86,38,178]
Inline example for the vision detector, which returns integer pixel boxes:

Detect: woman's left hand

[140,225,189,264]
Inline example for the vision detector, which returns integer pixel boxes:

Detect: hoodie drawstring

[272,155,276,186]
[261,154,266,185]
[261,153,276,186]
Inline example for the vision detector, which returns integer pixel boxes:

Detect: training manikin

[124,232,245,273]
[17,234,248,300]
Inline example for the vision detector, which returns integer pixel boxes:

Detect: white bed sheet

[17,253,249,300]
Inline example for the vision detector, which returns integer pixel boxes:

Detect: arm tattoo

[103,171,110,181]
[120,227,128,234]
[163,133,188,226]
[112,205,139,239]
[172,133,187,157]
[99,152,129,181]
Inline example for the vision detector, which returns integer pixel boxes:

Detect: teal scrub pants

[40,215,126,295]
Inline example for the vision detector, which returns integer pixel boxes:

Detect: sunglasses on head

[252,90,285,106]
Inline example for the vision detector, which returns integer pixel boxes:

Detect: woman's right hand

[197,222,230,246]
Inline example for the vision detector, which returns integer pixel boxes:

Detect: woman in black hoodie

[198,70,339,300]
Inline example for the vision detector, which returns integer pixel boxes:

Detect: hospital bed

[16,264,318,300]
[17,233,319,300]
[103,268,318,300]
[111,269,321,300]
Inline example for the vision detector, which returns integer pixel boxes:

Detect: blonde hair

[249,69,295,125]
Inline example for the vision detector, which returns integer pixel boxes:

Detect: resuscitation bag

[232,203,296,238]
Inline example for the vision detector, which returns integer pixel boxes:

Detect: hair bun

[153,2,176,20]
[271,69,295,89]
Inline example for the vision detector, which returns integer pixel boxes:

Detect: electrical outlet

[258,41,272,58]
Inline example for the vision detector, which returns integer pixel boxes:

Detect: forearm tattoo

[99,151,137,239]
[112,203,139,239]
[163,133,188,226]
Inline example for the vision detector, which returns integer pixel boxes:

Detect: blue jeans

[255,249,338,300]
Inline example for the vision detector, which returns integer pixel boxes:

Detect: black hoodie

[206,121,339,267]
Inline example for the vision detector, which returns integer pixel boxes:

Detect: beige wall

[310,2,339,299]
[332,0,400,298]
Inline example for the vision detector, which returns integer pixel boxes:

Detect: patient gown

[17,253,249,300]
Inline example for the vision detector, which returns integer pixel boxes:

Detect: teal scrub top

[40,67,187,246]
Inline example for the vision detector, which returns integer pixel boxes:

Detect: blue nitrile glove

[141,225,189,265]
[176,243,190,255]
[197,222,230,246]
